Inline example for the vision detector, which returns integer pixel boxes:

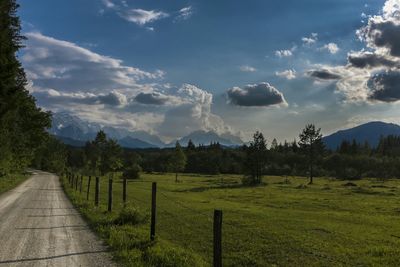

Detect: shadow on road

[27,214,80,217]
[0,250,109,264]
[15,225,88,230]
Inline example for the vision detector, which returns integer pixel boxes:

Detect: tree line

[0,0,52,176]
[50,124,400,186]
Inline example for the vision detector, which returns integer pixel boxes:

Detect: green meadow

[63,173,400,266]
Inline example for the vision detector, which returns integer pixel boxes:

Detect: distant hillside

[323,121,400,150]
[117,136,158,149]
[50,112,243,148]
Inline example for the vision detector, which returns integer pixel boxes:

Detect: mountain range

[49,112,244,148]
[50,113,400,150]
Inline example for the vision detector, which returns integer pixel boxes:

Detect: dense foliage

[62,126,400,183]
[0,0,51,175]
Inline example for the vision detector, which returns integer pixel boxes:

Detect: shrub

[122,164,142,179]
[115,205,149,225]
[109,226,151,250]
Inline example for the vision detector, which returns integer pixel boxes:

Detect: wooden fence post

[80,176,83,193]
[123,178,127,205]
[213,210,223,267]
[95,177,100,206]
[108,178,113,212]
[150,182,157,241]
[87,176,91,200]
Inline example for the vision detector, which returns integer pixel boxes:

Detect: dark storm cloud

[368,70,400,102]
[362,20,400,57]
[227,82,287,107]
[307,70,342,80]
[348,51,397,68]
[134,92,169,105]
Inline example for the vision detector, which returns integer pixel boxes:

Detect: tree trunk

[309,164,313,184]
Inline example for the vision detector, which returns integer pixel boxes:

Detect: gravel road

[0,171,116,267]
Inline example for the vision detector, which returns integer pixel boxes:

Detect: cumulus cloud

[302,33,318,45]
[275,49,293,57]
[320,43,340,54]
[239,65,257,72]
[307,0,400,103]
[227,83,287,107]
[157,84,233,138]
[348,51,397,68]
[22,32,236,139]
[368,70,400,102]
[275,69,296,80]
[357,0,400,57]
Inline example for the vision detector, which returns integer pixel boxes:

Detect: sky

[18,0,400,142]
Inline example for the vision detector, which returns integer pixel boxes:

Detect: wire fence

[64,172,222,266]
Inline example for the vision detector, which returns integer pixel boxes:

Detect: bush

[109,226,151,250]
[122,164,142,179]
[115,205,148,225]
[144,243,207,267]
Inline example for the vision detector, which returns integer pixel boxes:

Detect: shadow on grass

[172,182,267,193]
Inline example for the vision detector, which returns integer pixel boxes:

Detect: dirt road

[0,171,116,266]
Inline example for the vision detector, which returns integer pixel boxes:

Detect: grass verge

[0,172,29,195]
[61,175,206,267]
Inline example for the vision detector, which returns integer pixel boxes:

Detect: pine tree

[298,124,324,184]
[0,0,51,175]
[244,131,267,185]
[171,142,187,182]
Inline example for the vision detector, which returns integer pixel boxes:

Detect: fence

[65,172,224,266]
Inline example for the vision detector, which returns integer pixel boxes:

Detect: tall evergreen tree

[298,124,324,184]
[171,142,187,182]
[244,131,267,185]
[0,0,51,175]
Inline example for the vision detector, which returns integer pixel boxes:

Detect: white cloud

[275,69,296,80]
[302,33,318,45]
[307,0,400,104]
[239,65,257,72]
[119,9,169,25]
[275,49,293,58]
[176,6,193,21]
[101,1,169,26]
[23,32,163,93]
[22,32,234,139]
[320,43,340,54]
[158,84,233,138]
[102,0,115,8]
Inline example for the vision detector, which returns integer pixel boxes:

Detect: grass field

[63,173,400,266]
[0,172,29,195]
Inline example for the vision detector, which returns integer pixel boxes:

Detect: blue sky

[19,0,400,142]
